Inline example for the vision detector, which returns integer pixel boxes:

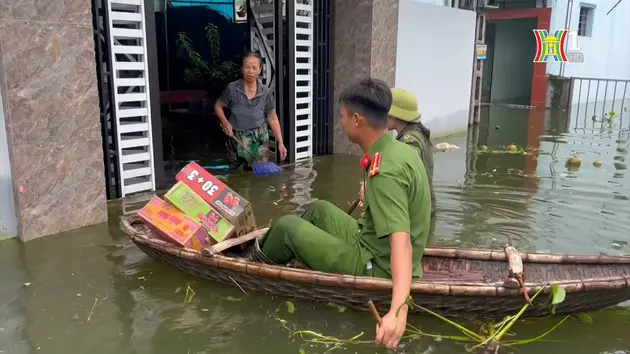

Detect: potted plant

[175,23,240,108]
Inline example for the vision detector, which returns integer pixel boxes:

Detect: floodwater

[1,106,630,354]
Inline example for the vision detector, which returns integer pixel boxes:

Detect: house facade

[1,0,627,241]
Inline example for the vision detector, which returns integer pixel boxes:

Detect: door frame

[485,8,551,108]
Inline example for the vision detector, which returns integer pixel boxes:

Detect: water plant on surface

[275,284,573,353]
[399,284,569,353]
[476,144,535,156]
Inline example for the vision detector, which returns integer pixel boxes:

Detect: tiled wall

[332,0,399,156]
[0,0,107,241]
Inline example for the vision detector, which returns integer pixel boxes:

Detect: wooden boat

[121,215,630,320]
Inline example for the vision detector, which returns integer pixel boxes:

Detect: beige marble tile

[0,0,92,24]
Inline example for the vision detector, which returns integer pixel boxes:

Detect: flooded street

[1,106,630,354]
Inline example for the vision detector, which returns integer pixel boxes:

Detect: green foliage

[405,284,570,352]
[277,284,585,353]
[175,23,240,96]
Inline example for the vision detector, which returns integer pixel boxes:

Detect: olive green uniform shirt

[357,134,432,279]
[396,122,436,215]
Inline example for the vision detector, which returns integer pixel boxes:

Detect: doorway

[93,0,332,199]
[481,18,538,106]
[154,0,251,178]
[483,8,551,108]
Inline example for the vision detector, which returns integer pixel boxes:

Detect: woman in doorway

[214,51,287,172]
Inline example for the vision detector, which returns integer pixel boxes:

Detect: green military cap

[389,88,421,122]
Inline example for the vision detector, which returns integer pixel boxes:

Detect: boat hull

[123,216,630,319]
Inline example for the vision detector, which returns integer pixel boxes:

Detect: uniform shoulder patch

[368,152,382,177]
[360,153,371,171]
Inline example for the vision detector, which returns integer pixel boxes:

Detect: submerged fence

[569,77,630,128]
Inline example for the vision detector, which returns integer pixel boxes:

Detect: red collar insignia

[368,152,382,177]
[360,154,371,171]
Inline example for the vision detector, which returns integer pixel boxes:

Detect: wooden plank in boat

[201,228,269,256]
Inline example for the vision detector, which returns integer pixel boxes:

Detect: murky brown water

[1,106,630,354]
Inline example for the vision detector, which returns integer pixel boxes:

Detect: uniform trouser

[257,200,377,277]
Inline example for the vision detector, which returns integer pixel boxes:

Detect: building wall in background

[395,0,476,138]
[547,0,630,106]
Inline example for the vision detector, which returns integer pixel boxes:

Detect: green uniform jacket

[358,134,432,279]
[395,122,436,216]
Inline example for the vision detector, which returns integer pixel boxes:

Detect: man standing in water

[252,78,432,349]
[358,88,436,216]
[214,51,287,172]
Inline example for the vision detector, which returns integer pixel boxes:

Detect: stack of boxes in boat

[137,161,257,251]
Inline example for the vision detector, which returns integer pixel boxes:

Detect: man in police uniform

[388,88,435,216]
[359,88,435,216]
[252,78,432,349]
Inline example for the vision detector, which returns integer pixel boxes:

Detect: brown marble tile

[0,0,92,24]
[11,138,107,241]
[371,0,399,42]
[334,0,374,43]
[370,39,397,86]
[332,0,399,155]
[0,20,101,145]
[0,19,107,241]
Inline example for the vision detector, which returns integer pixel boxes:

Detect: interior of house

[153,0,272,176]
[481,18,537,107]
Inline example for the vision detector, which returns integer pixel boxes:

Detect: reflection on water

[1,106,630,354]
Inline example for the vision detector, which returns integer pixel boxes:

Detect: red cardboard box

[137,196,209,251]
[176,161,257,237]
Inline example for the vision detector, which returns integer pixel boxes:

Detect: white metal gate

[251,3,279,160]
[106,0,156,197]
[291,0,313,161]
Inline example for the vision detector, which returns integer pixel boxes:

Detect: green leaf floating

[285,301,296,314]
[550,285,566,305]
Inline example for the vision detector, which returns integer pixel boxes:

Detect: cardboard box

[137,197,209,251]
[164,182,236,244]
[176,161,257,237]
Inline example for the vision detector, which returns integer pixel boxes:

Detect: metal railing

[569,77,630,131]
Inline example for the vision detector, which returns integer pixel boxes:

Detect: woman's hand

[279,143,287,161]
[221,122,234,137]
[375,305,408,349]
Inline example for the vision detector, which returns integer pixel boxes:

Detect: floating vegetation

[279,284,575,353]
[285,301,296,314]
[220,296,245,302]
[86,294,108,323]
[184,285,196,303]
[326,302,347,313]
[475,144,534,156]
